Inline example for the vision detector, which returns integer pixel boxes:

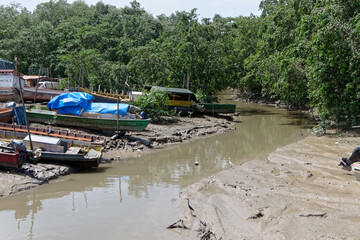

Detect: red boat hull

[0,152,21,168]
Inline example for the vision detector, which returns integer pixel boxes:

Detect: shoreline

[230,90,320,121]
[177,130,360,239]
[0,113,236,199]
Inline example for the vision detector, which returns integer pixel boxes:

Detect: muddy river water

[0,99,315,240]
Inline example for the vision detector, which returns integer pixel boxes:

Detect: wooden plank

[66,147,81,154]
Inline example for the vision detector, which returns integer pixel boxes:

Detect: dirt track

[179,132,360,240]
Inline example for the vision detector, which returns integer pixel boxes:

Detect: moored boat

[0,87,19,102]
[196,103,236,114]
[151,86,196,114]
[27,109,150,132]
[32,92,150,132]
[0,69,23,102]
[0,108,13,123]
[3,138,101,168]
[80,87,130,103]
[22,86,65,102]
[0,122,105,147]
[36,148,102,167]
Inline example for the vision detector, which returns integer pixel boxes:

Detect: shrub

[134,89,170,117]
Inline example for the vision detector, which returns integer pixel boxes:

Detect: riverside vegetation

[1,0,360,126]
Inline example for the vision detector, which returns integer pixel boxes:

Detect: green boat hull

[198,103,236,114]
[27,110,150,132]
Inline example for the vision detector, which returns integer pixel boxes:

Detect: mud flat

[179,132,360,240]
[0,163,72,198]
[0,114,235,198]
[102,114,235,159]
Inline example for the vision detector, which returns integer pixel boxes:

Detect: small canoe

[0,108,13,123]
[80,87,130,103]
[36,148,101,167]
[0,122,105,146]
[27,109,150,132]
[23,86,65,102]
[197,103,236,114]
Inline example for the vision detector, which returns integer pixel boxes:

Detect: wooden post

[67,62,70,91]
[81,65,84,88]
[49,67,54,89]
[186,69,190,89]
[117,62,121,134]
[15,57,33,150]
[12,118,16,139]
[98,85,100,93]
[78,63,82,91]
[123,67,126,94]
[117,94,120,135]
[163,66,166,86]
[34,67,41,103]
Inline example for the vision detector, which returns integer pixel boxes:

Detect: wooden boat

[36,148,101,167]
[27,109,150,132]
[196,103,236,114]
[80,87,130,103]
[22,86,65,102]
[0,108,13,123]
[169,99,193,112]
[1,136,102,168]
[0,69,23,102]
[151,86,196,114]
[23,75,60,89]
[0,87,19,102]
[0,122,105,147]
[0,146,23,168]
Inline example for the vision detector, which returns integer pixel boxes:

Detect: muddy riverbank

[0,114,236,198]
[178,129,360,239]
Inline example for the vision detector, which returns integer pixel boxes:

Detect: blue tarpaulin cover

[47,92,93,115]
[85,102,129,116]
[47,92,129,116]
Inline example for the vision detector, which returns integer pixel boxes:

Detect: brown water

[0,99,315,240]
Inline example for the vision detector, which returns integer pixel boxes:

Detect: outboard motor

[10,139,34,159]
[140,111,148,119]
[339,147,360,167]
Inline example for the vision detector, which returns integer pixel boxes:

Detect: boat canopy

[151,86,197,101]
[47,92,129,116]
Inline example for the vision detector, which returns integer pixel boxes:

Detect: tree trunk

[186,69,190,89]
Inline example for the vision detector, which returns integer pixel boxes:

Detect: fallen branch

[167,219,189,229]
[299,213,327,218]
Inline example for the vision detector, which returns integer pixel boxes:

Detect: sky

[3,0,262,19]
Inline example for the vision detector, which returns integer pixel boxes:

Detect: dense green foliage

[1,0,360,124]
[134,89,170,117]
